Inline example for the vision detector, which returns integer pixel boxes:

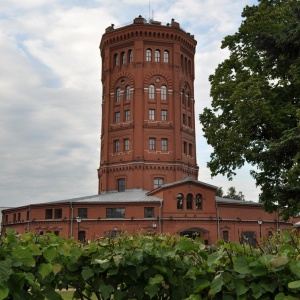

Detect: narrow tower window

[121,51,126,64]
[115,112,120,123]
[116,88,121,102]
[114,53,119,66]
[155,50,160,62]
[114,140,120,152]
[161,138,168,151]
[149,85,155,99]
[161,86,167,100]
[146,49,152,61]
[128,49,133,62]
[149,109,155,120]
[164,50,169,63]
[126,86,130,100]
[124,110,130,121]
[124,139,129,151]
[149,138,156,150]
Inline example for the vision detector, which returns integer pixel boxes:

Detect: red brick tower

[98,17,198,193]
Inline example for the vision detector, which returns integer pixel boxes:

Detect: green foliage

[2,229,300,299]
[199,0,300,219]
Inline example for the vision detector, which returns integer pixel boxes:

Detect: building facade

[1,17,295,244]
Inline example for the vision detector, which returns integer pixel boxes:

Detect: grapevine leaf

[0,260,12,286]
[233,256,251,274]
[234,279,249,297]
[275,293,298,300]
[38,263,52,279]
[27,244,42,256]
[12,247,35,267]
[250,282,263,299]
[52,263,62,275]
[145,283,160,299]
[149,274,164,284]
[99,281,114,300]
[43,247,58,263]
[210,274,223,295]
[0,286,9,299]
[193,278,210,293]
[288,280,300,289]
[175,240,196,251]
[207,251,222,267]
[270,257,289,268]
[82,267,94,281]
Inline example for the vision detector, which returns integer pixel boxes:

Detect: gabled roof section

[33,189,162,206]
[147,177,217,195]
[216,196,261,206]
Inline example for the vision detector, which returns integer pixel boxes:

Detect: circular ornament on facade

[156,77,160,83]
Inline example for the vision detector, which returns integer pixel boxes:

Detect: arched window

[177,193,183,209]
[126,86,130,101]
[164,50,169,63]
[121,52,126,64]
[116,88,121,102]
[181,90,185,105]
[188,60,191,75]
[146,49,152,61]
[155,50,160,62]
[187,194,193,209]
[114,53,119,66]
[161,86,167,100]
[222,230,229,242]
[196,194,202,210]
[149,84,155,99]
[128,49,133,62]
[186,93,189,108]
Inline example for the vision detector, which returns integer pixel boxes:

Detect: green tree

[200,0,300,220]
[224,187,245,201]
[216,187,224,197]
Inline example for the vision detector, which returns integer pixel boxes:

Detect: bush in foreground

[1,229,300,299]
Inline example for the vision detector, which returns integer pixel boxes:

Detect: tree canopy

[216,187,245,200]
[200,0,300,220]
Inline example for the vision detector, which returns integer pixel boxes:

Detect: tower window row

[183,141,193,156]
[146,49,169,63]
[148,109,168,121]
[181,54,193,77]
[114,50,133,66]
[149,138,168,151]
[116,86,131,102]
[181,90,192,108]
[114,110,130,123]
[112,138,169,153]
[177,193,203,210]
[148,85,167,100]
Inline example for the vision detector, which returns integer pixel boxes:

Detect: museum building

[1,17,294,244]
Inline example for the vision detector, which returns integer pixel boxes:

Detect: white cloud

[0,0,260,207]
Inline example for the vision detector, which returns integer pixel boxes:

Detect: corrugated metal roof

[39,189,162,205]
[216,196,261,206]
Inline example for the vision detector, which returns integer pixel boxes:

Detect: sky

[0,0,259,208]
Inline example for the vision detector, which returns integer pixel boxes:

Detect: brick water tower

[98,16,198,193]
